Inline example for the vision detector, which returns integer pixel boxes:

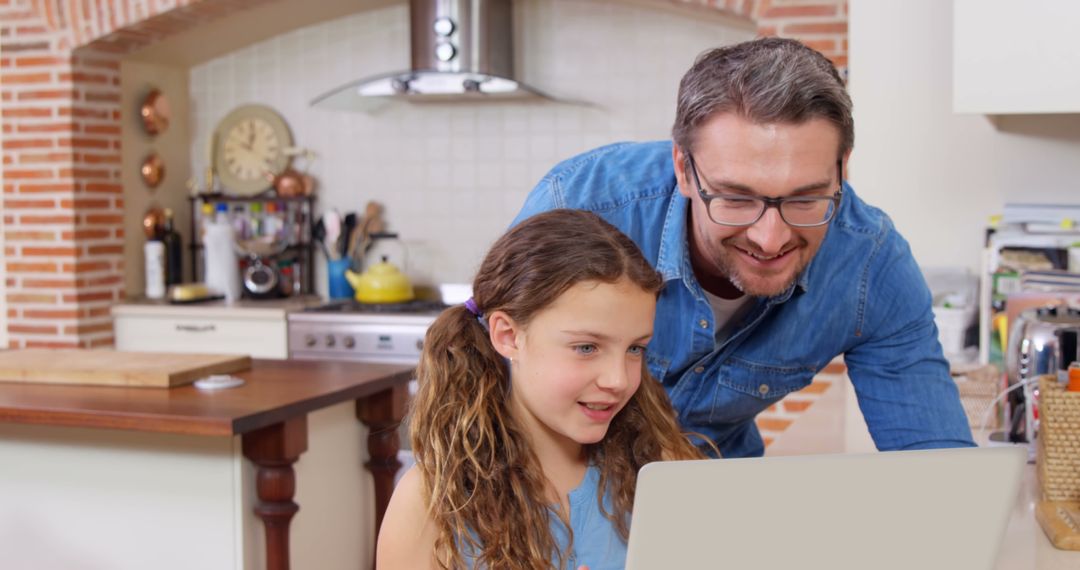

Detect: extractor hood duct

[312,0,550,111]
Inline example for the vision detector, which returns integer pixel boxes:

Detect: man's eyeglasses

[685,153,844,228]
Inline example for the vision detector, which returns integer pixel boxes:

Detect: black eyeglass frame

[685,153,844,228]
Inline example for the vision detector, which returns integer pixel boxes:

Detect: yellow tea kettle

[344,232,415,304]
[344,256,414,303]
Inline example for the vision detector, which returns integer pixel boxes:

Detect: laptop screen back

[626,447,1025,570]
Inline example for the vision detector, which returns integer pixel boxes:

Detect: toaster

[1004,304,1080,444]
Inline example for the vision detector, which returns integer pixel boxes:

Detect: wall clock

[213,104,294,196]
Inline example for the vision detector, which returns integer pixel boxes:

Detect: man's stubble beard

[708,237,809,298]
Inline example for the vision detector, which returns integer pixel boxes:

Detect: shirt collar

[790,178,852,298]
[655,181,691,285]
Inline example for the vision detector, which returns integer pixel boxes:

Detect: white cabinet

[953,0,1080,114]
[112,302,296,359]
[1,402,375,570]
[105,300,378,569]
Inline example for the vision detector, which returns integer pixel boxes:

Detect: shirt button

[694,366,704,373]
[698,319,708,329]
[758,384,770,396]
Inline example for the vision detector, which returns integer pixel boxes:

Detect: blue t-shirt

[461,465,626,569]
[513,141,975,458]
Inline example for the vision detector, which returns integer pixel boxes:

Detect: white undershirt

[703,289,752,342]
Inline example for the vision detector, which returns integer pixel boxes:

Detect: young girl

[377,209,704,570]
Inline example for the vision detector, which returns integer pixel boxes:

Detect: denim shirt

[513,141,975,458]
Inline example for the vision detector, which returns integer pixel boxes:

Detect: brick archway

[1,0,275,348]
[1,0,842,349]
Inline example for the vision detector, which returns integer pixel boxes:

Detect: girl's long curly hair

[410,209,704,569]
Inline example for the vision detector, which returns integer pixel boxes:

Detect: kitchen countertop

[111,294,325,319]
[0,357,413,436]
[0,353,415,569]
[768,373,1080,569]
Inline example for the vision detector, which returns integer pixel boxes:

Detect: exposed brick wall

[0,0,849,349]
[756,361,845,448]
[753,0,848,75]
[0,0,275,349]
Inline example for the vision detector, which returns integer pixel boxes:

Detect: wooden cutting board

[0,349,252,388]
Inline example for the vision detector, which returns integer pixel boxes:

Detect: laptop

[625,447,1026,570]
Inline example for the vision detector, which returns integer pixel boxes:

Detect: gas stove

[287,299,449,364]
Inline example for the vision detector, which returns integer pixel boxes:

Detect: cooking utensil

[312,216,331,259]
[347,223,364,261]
[140,153,165,188]
[353,201,386,267]
[139,88,171,136]
[344,257,415,304]
[324,210,342,261]
[341,212,358,259]
[268,168,306,197]
[142,206,166,239]
[236,236,288,258]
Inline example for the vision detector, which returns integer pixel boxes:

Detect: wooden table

[0,357,413,570]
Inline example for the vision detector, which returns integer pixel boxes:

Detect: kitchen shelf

[188,193,316,297]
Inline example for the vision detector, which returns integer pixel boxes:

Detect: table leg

[242,416,309,570]
[356,385,408,545]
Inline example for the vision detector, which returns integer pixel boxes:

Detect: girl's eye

[627,345,646,357]
[574,344,598,355]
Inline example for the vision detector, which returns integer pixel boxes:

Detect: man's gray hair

[672,37,853,159]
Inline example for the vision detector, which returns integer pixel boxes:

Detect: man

[512,37,975,458]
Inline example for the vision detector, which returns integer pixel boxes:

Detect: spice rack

[187,193,316,296]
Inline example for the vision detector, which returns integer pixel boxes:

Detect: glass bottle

[162,208,183,286]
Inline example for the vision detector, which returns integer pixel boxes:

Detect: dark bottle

[162,208,183,286]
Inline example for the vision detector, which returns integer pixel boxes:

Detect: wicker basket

[952,364,1002,430]
[1037,376,1080,501]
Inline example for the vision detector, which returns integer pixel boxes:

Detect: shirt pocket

[703,356,818,424]
[720,356,817,399]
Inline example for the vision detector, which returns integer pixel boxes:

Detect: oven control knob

[416,339,423,351]
[343,336,355,349]
[325,335,336,348]
[304,334,317,348]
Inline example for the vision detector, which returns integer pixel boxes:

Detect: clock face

[213,105,294,195]
[223,117,282,182]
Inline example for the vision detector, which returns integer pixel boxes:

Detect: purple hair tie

[464,298,481,316]
[464,297,489,331]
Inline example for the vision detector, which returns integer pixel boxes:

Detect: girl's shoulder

[376,466,438,569]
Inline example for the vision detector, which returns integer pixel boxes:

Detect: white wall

[187,0,754,292]
[848,0,1080,273]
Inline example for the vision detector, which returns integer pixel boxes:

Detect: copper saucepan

[139,89,171,136]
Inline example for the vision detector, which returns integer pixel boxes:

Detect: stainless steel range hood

[312,0,550,111]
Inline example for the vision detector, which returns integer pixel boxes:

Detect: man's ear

[673,143,692,199]
[487,310,520,360]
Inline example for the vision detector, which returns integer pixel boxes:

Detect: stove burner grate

[304,299,449,314]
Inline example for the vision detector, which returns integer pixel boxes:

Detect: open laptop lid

[626,447,1025,570]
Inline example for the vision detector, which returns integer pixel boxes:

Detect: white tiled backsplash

[189,0,753,291]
